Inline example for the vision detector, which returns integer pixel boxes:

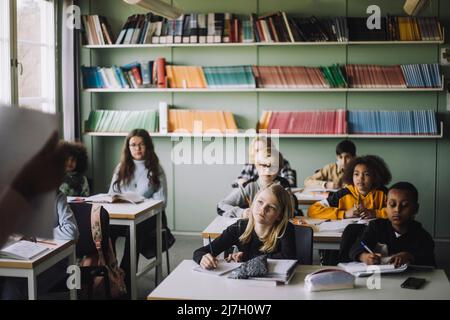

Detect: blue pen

[208,235,214,257]
[360,241,374,254]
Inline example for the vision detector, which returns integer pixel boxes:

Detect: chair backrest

[338,224,367,263]
[294,224,313,265]
[291,169,297,188]
[69,202,110,258]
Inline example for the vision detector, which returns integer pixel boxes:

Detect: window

[0,0,12,106]
[0,0,56,113]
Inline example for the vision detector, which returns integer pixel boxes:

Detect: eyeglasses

[129,143,145,149]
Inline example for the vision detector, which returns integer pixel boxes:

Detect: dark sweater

[349,219,435,266]
[193,219,296,264]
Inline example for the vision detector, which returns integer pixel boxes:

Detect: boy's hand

[325,182,337,189]
[345,207,360,218]
[389,252,414,267]
[226,252,243,263]
[360,252,382,265]
[200,253,218,270]
[359,208,376,219]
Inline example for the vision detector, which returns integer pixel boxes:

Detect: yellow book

[224,111,238,132]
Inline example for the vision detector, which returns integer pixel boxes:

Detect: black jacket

[193,219,296,264]
[349,218,435,266]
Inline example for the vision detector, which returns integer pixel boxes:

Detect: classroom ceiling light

[123,0,182,20]
[403,0,430,16]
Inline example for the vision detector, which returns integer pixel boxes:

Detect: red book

[131,66,142,86]
[155,58,166,88]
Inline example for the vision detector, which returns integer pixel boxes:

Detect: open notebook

[84,192,145,204]
[192,260,241,276]
[338,261,408,277]
[0,240,50,260]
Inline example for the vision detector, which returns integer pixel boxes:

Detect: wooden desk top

[98,199,164,220]
[0,240,74,270]
[148,260,450,300]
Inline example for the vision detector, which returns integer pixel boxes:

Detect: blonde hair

[239,184,293,253]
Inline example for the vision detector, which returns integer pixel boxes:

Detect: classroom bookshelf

[79,0,449,236]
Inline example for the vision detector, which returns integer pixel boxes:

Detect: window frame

[1,0,57,113]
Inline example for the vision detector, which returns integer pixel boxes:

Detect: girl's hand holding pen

[200,253,218,269]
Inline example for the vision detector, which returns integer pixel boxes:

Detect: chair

[338,224,367,263]
[294,224,314,265]
[69,202,113,299]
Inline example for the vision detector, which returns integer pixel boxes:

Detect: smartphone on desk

[401,277,426,289]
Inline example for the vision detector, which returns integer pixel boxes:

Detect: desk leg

[155,208,162,285]
[69,249,77,300]
[129,221,137,300]
[27,271,37,300]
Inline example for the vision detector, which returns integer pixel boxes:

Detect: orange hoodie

[307,184,387,220]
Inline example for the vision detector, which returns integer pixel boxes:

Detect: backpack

[79,204,127,299]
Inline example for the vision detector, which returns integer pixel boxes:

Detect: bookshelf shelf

[83,86,444,93]
[84,122,443,139]
[83,40,444,49]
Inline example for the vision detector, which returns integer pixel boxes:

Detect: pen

[36,240,58,246]
[360,241,374,254]
[208,235,214,257]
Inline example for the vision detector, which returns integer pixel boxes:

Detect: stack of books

[348,110,438,135]
[203,66,256,88]
[81,15,115,45]
[81,58,167,89]
[168,110,238,133]
[85,109,159,133]
[259,110,347,134]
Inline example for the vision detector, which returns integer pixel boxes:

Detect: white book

[86,192,145,204]
[159,101,168,134]
[248,259,297,283]
[0,240,49,260]
[337,262,408,277]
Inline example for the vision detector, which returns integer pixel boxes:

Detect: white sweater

[109,160,167,208]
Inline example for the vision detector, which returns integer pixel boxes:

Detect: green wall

[79,0,450,237]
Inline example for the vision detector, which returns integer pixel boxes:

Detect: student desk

[99,200,163,300]
[0,240,76,300]
[148,260,450,300]
[202,216,341,251]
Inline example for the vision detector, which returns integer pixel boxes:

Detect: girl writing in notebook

[308,155,391,220]
[108,129,174,297]
[194,184,296,270]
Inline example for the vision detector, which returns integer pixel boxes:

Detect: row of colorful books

[344,64,441,89]
[81,13,443,46]
[349,16,442,42]
[81,58,167,89]
[81,62,441,89]
[259,110,438,135]
[85,109,238,133]
[84,108,438,136]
